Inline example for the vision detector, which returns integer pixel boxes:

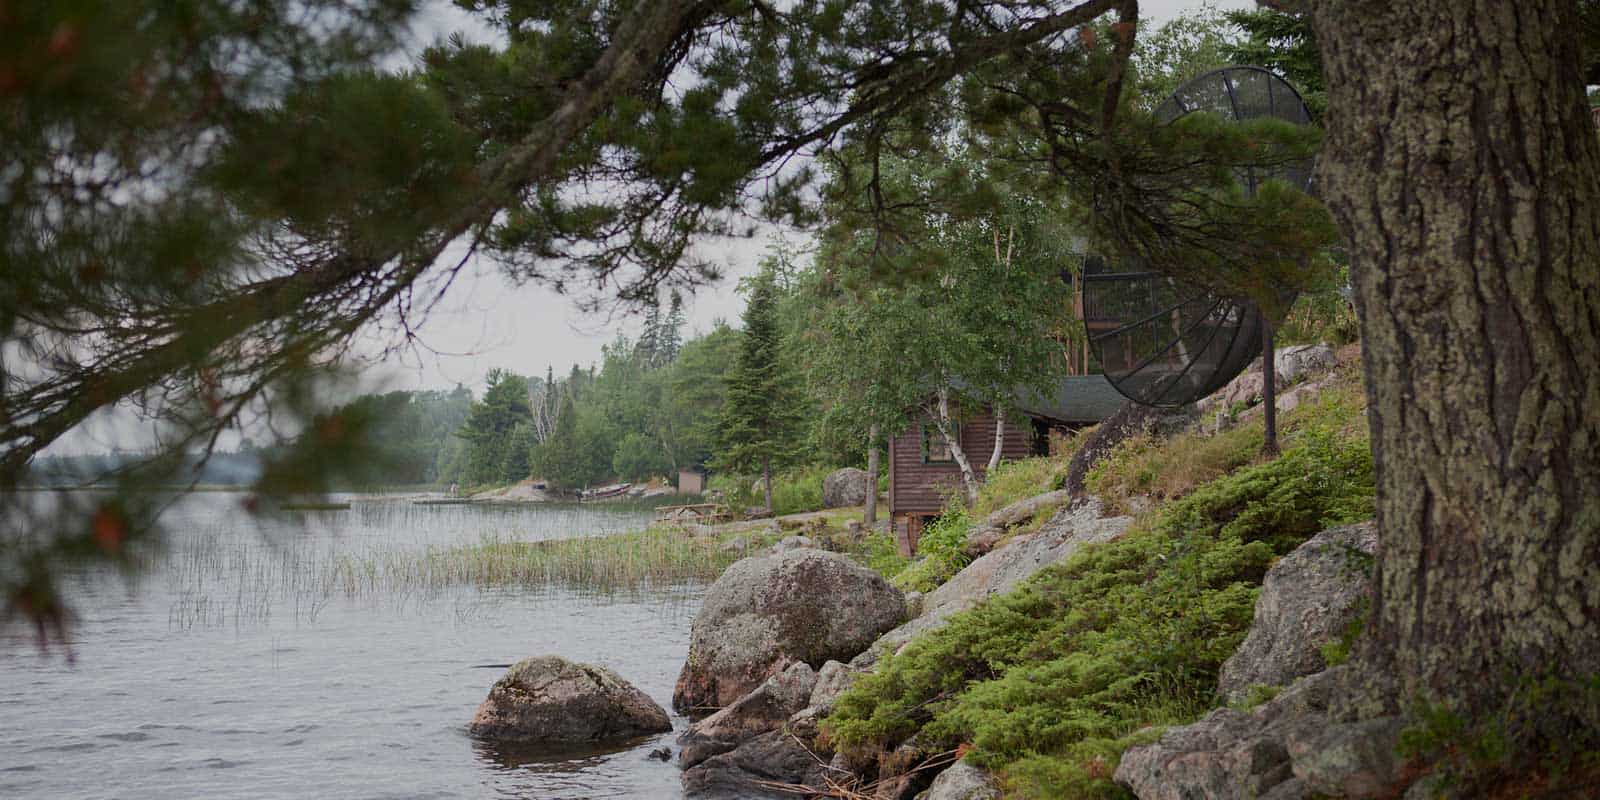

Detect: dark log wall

[889,407,1035,517]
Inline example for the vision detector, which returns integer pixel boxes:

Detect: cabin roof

[1013,375,1125,425]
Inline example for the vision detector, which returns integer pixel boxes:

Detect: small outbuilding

[888,375,1125,555]
[677,467,707,495]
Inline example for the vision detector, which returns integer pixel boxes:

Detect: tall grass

[160,526,742,630]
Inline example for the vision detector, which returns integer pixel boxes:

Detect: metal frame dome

[1083,66,1315,408]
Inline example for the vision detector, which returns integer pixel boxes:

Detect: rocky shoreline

[464,345,1402,799]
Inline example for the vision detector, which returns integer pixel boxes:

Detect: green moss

[824,419,1374,799]
[1398,674,1600,795]
[1317,595,1368,667]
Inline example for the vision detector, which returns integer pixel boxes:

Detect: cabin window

[921,423,958,464]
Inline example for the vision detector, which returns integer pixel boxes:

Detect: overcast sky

[49,0,1254,455]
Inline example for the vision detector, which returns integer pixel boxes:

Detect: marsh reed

[159,521,742,630]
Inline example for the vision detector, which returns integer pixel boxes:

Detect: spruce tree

[717,267,805,511]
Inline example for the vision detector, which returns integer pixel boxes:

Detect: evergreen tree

[717,265,806,511]
[1222,7,1325,120]
[455,370,532,486]
[657,292,686,365]
[501,422,536,483]
[534,394,584,490]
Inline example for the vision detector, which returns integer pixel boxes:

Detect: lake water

[0,494,702,799]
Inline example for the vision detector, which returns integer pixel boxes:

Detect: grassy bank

[824,368,1374,799]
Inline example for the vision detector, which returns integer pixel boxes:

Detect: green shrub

[891,507,973,593]
[824,421,1374,799]
[971,455,1072,519]
[860,529,911,581]
[1277,288,1360,347]
[1086,373,1367,515]
[708,464,834,516]
[770,465,832,516]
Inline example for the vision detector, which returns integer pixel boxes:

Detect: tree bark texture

[865,423,881,526]
[1311,0,1600,715]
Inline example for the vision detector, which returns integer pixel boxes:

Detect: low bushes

[824,404,1374,799]
[891,508,974,593]
[1086,371,1366,514]
[708,464,836,516]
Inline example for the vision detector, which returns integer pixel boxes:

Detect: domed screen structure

[1083,66,1314,408]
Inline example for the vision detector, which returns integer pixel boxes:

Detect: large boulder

[468,656,671,744]
[678,661,817,769]
[674,549,905,713]
[1218,522,1377,704]
[822,467,872,508]
[1274,343,1337,384]
[856,498,1131,667]
[918,761,1001,800]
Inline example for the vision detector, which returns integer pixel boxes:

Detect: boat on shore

[578,482,632,502]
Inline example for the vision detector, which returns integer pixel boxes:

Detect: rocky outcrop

[823,467,872,508]
[1115,521,1401,799]
[1116,667,1408,800]
[468,656,671,744]
[682,725,831,799]
[678,661,817,769]
[1197,343,1338,420]
[677,659,863,796]
[855,498,1131,668]
[1218,522,1377,703]
[682,687,840,799]
[1274,343,1337,384]
[772,534,814,552]
[918,761,1001,800]
[963,489,1072,556]
[807,660,857,713]
[1065,401,1196,497]
[674,549,905,714]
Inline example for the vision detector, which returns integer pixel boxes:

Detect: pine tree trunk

[1310,0,1600,720]
[1260,316,1279,456]
[987,407,1006,475]
[865,423,880,526]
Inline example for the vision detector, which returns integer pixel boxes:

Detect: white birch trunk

[933,387,979,505]
[986,407,1006,476]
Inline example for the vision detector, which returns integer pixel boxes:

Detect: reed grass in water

[159,526,750,629]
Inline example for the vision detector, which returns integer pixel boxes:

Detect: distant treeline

[443,298,743,490]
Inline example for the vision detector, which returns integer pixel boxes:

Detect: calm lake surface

[0,494,701,799]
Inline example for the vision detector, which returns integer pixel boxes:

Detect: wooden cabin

[886,253,1133,555]
[887,375,1126,555]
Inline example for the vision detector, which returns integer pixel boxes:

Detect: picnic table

[653,503,730,525]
